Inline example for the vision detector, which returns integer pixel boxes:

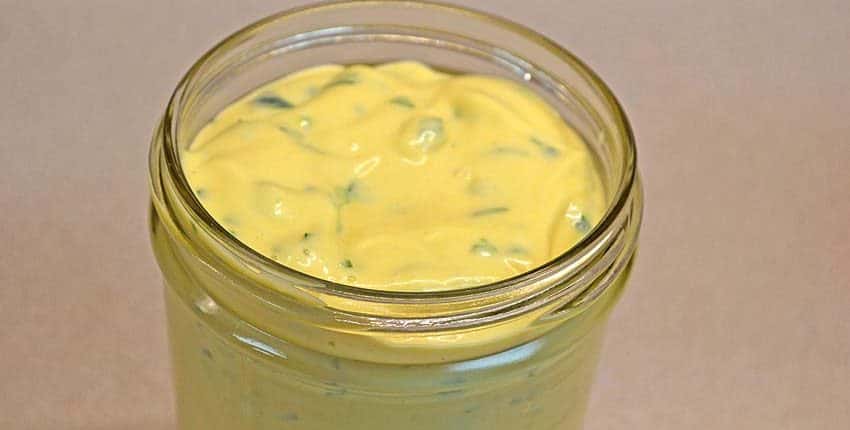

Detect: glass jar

[148,1,642,429]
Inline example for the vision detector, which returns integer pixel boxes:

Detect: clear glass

[148,1,643,429]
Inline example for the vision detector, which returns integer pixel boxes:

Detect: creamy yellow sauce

[183,61,604,291]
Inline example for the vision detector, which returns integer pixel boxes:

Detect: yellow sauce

[183,61,604,291]
[159,61,627,430]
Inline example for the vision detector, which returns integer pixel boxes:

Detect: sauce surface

[183,62,604,291]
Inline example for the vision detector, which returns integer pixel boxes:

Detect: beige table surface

[1,1,849,429]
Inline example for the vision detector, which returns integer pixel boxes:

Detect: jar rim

[155,0,639,313]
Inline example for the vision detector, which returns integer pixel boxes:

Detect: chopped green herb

[278,126,303,140]
[574,214,591,233]
[436,388,466,397]
[471,207,510,217]
[390,96,415,108]
[443,376,467,385]
[507,245,529,255]
[324,385,347,397]
[332,181,358,207]
[466,179,490,196]
[323,73,358,89]
[414,117,445,151]
[340,259,354,269]
[530,137,561,158]
[278,412,299,422]
[302,232,313,240]
[335,216,343,233]
[471,238,498,257]
[278,126,324,154]
[254,95,293,108]
[331,181,358,232]
[489,146,530,157]
[399,116,447,160]
[302,248,311,256]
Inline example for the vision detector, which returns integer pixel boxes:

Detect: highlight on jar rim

[148,1,642,429]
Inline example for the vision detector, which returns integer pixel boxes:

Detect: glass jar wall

[149,2,642,429]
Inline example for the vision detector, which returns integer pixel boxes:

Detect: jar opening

[151,0,641,329]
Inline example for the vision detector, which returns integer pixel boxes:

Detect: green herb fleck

[413,117,445,151]
[390,96,415,108]
[574,214,591,233]
[340,259,354,269]
[466,179,490,196]
[471,207,510,217]
[453,106,465,118]
[507,245,529,255]
[443,376,468,385]
[278,126,303,140]
[489,146,530,157]
[254,95,293,108]
[471,239,498,257]
[302,248,311,256]
[331,181,358,232]
[323,73,358,89]
[302,232,313,240]
[332,181,358,207]
[530,137,561,158]
[278,126,324,154]
[436,388,467,397]
[399,116,447,160]
[324,385,347,397]
[278,412,299,422]
[194,188,207,199]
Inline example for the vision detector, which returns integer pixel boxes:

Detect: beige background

[1,1,849,428]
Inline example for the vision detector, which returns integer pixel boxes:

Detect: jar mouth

[155,0,639,313]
